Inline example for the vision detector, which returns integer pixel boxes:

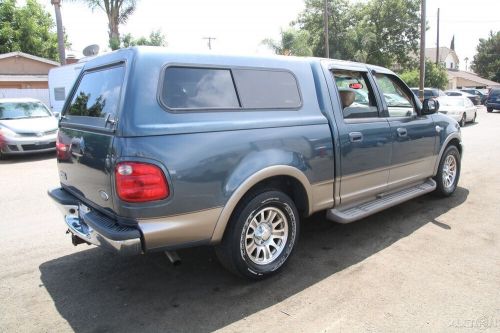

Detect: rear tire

[434,145,461,197]
[215,189,299,280]
[472,112,477,123]
[487,107,493,113]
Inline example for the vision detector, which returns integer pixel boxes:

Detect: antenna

[83,44,100,57]
[202,37,216,50]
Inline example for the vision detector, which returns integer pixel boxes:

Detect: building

[0,52,60,106]
[446,70,500,90]
[424,47,500,89]
[0,51,60,89]
[425,47,459,70]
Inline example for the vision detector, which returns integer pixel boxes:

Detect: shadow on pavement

[0,151,55,164]
[39,187,469,333]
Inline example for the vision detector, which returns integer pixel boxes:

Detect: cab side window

[374,74,416,117]
[331,70,379,119]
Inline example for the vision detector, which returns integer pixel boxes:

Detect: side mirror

[422,98,439,115]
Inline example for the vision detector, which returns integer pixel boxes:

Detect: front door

[373,73,438,190]
[330,68,392,207]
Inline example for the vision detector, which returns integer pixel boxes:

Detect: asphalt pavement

[0,106,499,332]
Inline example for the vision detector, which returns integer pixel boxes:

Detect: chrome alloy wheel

[244,207,289,265]
[442,154,457,189]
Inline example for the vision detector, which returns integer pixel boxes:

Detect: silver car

[436,96,477,127]
[0,98,58,158]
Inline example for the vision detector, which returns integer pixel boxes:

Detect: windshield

[0,102,52,120]
[437,97,464,107]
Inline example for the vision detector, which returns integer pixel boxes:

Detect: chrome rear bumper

[48,187,142,256]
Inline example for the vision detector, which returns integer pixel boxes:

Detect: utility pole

[51,0,66,65]
[203,37,216,50]
[436,8,440,65]
[323,0,329,58]
[419,0,426,101]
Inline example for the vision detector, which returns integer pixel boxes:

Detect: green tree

[121,29,167,48]
[351,0,420,69]
[0,0,59,61]
[296,0,355,59]
[294,0,420,69]
[400,60,448,90]
[471,31,500,82]
[72,0,138,50]
[261,28,312,56]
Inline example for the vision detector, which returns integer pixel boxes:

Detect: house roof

[0,74,48,82]
[0,51,60,66]
[447,69,500,88]
[425,47,459,63]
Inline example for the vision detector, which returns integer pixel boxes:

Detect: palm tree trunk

[51,0,66,65]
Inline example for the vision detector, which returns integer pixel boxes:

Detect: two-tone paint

[50,47,461,254]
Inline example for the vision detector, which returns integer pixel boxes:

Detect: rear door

[57,64,125,213]
[329,67,392,207]
[373,73,437,190]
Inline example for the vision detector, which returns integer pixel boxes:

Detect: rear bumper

[48,187,142,255]
[486,102,500,109]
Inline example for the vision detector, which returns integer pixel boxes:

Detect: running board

[327,179,436,224]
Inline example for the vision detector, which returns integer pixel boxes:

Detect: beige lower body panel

[310,180,335,213]
[138,207,223,251]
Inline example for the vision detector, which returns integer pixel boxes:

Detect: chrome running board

[327,179,436,224]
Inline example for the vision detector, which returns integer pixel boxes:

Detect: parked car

[445,90,481,106]
[48,47,462,279]
[486,88,500,112]
[0,98,58,158]
[436,96,477,126]
[410,88,446,99]
[460,88,488,105]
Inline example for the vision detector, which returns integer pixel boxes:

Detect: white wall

[0,89,50,108]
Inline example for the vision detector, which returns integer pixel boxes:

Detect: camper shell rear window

[160,66,302,111]
[61,64,125,128]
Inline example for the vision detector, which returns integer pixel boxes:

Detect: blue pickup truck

[49,47,462,279]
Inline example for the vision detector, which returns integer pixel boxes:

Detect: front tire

[434,145,461,197]
[459,114,466,127]
[487,107,493,113]
[216,189,299,280]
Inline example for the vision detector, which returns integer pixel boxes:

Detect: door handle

[349,132,363,143]
[396,127,408,137]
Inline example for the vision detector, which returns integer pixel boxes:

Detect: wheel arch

[433,133,463,176]
[210,165,313,243]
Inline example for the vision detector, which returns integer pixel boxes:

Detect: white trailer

[48,62,84,114]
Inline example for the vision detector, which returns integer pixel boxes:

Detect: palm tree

[51,0,66,64]
[73,0,138,50]
[262,28,313,57]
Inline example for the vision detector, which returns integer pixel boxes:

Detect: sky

[31,0,500,71]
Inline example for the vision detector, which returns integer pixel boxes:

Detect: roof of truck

[80,46,395,76]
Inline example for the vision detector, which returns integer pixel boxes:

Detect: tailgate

[56,64,125,214]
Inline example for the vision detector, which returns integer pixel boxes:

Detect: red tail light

[56,131,70,160]
[115,162,169,202]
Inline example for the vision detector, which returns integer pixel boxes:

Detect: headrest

[339,90,355,108]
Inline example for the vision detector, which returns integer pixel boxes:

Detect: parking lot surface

[1,107,499,332]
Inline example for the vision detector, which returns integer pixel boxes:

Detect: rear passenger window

[232,69,301,108]
[331,70,379,119]
[64,65,125,128]
[162,67,239,109]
